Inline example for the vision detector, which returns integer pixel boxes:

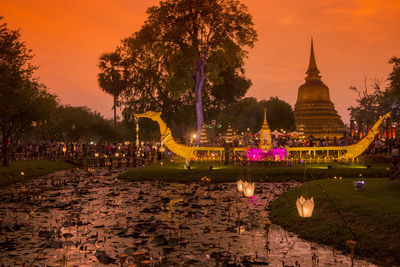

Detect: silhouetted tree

[0,17,57,166]
[348,60,399,124]
[119,0,257,144]
[388,56,400,101]
[98,52,128,126]
[217,97,295,134]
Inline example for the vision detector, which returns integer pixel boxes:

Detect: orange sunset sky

[2,0,400,124]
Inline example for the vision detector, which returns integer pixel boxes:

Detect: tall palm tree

[98,52,127,126]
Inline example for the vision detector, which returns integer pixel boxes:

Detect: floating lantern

[237,180,244,192]
[296,196,314,218]
[201,176,211,183]
[353,180,365,190]
[243,182,255,197]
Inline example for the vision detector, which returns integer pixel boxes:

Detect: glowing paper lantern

[115,152,120,157]
[296,196,314,218]
[237,180,244,192]
[353,180,365,190]
[243,182,255,197]
[94,152,99,158]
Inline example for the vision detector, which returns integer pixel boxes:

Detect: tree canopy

[349,56,400,124]
[216,97,295,134]
[98,51,129,126]
[388,56,400,101]
[101,0,257,142]
[43,105,119,143]
[0,17,57,165]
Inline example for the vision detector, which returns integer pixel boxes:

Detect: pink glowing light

[247,147,288,161]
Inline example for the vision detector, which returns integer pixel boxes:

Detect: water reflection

[0,168,375,266]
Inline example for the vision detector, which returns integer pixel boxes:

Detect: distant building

[294,39,345,139]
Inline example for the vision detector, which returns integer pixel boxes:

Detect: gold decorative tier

[259,108,271,149]
[294,39,345,139]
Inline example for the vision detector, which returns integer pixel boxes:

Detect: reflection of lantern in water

[243,182,255,197]
[296,196,314,217]
[346,239,357,266]
[264,220,272,239]
[237,180,244,192]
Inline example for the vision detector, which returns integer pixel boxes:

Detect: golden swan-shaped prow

[136,111,391,160]
[135,111,197,159]
[340,112,391,159]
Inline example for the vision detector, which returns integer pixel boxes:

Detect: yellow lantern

[115,152,120,157]
[94,152,99,158]
[243,182,255,197]
[296,196,314,218]
[237,180,244,192]
[62,147,67,153]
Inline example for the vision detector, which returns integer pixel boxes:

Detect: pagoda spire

[306,38,321,80]
[261,108,270,130]
[260,107,271,149]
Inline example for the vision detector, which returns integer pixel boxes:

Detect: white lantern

[237,180,244,192]
[353,180,365,190]
[243,182,255,197]
[296,196,314,218]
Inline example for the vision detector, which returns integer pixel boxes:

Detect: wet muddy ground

[0,167,376,266]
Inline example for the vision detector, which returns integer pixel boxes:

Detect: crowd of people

[1,133,399,163]
[0,142,169,162]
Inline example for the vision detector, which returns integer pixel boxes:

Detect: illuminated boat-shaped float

[136,111,391,161]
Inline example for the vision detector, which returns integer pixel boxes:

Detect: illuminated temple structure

[294,39,345,139]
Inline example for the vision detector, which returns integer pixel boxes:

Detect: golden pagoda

[294,39,345,139]
[226,123,233,143]
[260,108,272,149]
[200,124,208,145]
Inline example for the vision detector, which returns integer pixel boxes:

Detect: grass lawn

[118,162,390,183]
[269,178,400,266]
[0,160,73,187]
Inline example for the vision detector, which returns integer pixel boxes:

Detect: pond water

[0,168,376,266]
